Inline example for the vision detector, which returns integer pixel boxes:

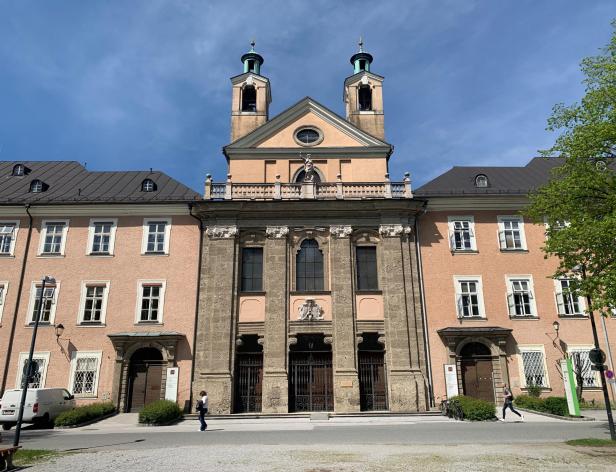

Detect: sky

[0,1,614,192]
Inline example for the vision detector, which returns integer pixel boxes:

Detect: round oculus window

[295,128,320,145]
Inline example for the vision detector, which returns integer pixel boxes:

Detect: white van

[0,388,75,429]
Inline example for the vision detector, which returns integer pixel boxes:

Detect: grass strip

[14,449,64,466]
[566,438,616,447]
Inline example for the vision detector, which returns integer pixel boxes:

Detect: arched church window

[242,85,257,112]
[358,85,372,111]
[296,239,324,292]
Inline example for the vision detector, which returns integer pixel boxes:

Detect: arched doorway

[126,347,164,412]
[358,333,388,411]
[234,335,263,413]
[460,342,494,402]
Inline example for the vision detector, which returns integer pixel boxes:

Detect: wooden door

[128,362,163,412]
[461,358,494,402]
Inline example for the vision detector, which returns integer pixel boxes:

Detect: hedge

[138,400,182,425]
[449,395,496,421]
[515,395,569,416]
[54,402,116,427]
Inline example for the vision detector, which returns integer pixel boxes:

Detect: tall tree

[526,21,616,314]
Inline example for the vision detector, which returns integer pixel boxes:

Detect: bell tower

[230,41,271,142]
[343,38,385,140]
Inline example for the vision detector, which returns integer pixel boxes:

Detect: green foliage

[54,402,115,427]
[526,384,543,398]
[448,395,496,421]
[138,400,182,425]
[526,21,616,314]
[515,395,569,416]
[544,397,569,416]
[566,438,616,447]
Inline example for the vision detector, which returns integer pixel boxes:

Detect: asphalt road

[2,412,613,452]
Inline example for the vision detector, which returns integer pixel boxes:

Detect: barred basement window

[20,357,46,388]
[520,349,548,387]
[72,355,100,395]
[570,350,599,388]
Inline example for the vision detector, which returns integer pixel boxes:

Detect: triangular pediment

[225,97,390,150]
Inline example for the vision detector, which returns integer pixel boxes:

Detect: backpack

[196,399,204,412]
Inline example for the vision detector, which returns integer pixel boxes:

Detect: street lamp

[573,265,615,440]
[54,323,64,339]
[13,275,55,447]
[552,320,560,337]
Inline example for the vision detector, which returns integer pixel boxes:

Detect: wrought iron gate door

[358,351,388,411]
[234,353,263,413]
[289,352,333,412]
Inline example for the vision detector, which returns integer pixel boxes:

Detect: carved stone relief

[206,225,238,239]
[378,224,412,238]
[329,225,353,239]
[297,299,324,321]
[266,226,289,239]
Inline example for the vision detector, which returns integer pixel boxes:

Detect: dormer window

[474,174,488,188]
[12,164,25,176]
[30,179,44,193]
[358,85,372,111]
[141,179,156,192]
[241,85,257,112]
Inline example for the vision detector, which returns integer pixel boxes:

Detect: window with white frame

[507,277,536,317]
[0,282,6,323]
[39,220,69,255]
[554,278,585,316]
[16,352,49,388]
[569,348,600,388]
[498,216,526,250]
[454,277,485,318]
[137,281,165,323]
[142,219,171,254]
[28,283,58,324]
[88,219,117,255]
[0,221,18,255]
[519,346,549,387]
[69,351,102,396]
[79,282,109,324]
[448,217,476,251]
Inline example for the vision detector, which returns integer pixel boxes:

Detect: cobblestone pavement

[26,443,616,472]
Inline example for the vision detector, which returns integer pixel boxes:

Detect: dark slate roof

[415,157,565,196]
[0,161,200,204]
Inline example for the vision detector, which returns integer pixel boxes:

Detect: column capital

[266,226,289,239]
[378,224,412,238]
[206,225,238,239]
[329,225,353,239]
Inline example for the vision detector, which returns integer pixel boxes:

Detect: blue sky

[0,1,614,191]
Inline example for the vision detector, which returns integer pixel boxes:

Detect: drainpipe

[1,205,33,395]
[188,203,204,413]
[414,203,435,408]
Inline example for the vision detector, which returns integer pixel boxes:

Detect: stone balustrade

[204,173,413,200]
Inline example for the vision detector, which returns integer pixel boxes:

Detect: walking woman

[500,385,524,421]
[196,390,208,431]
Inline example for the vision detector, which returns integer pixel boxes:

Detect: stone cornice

[422,195,529,211]
[224,146,392,158]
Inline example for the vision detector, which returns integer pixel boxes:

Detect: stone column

[261,226,289,413]
[379,224,428,412]
[193,225,238,414]
[330,225,361,412]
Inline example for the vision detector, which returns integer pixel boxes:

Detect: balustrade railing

[203,173,413,200]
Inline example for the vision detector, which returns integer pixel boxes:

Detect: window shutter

[449,230,456,250]
[555,293,565,315]
[507,293,515,315]
[456,294,463,318]
[498,229,506,248]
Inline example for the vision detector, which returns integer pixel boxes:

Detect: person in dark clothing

[500,385,524,421]
[196,390,208,431]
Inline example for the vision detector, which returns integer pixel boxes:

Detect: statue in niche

[298,299,323,321]
[300,152,316,183]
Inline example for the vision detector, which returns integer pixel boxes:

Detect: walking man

[500,385,523,422]
[196,390,208,431]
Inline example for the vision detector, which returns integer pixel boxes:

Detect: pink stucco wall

[0,213,199,410]
[419,210,616,404]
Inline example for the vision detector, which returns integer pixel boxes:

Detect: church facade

[191,44,430,414]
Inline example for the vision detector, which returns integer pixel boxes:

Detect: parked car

[0,388,75,429]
